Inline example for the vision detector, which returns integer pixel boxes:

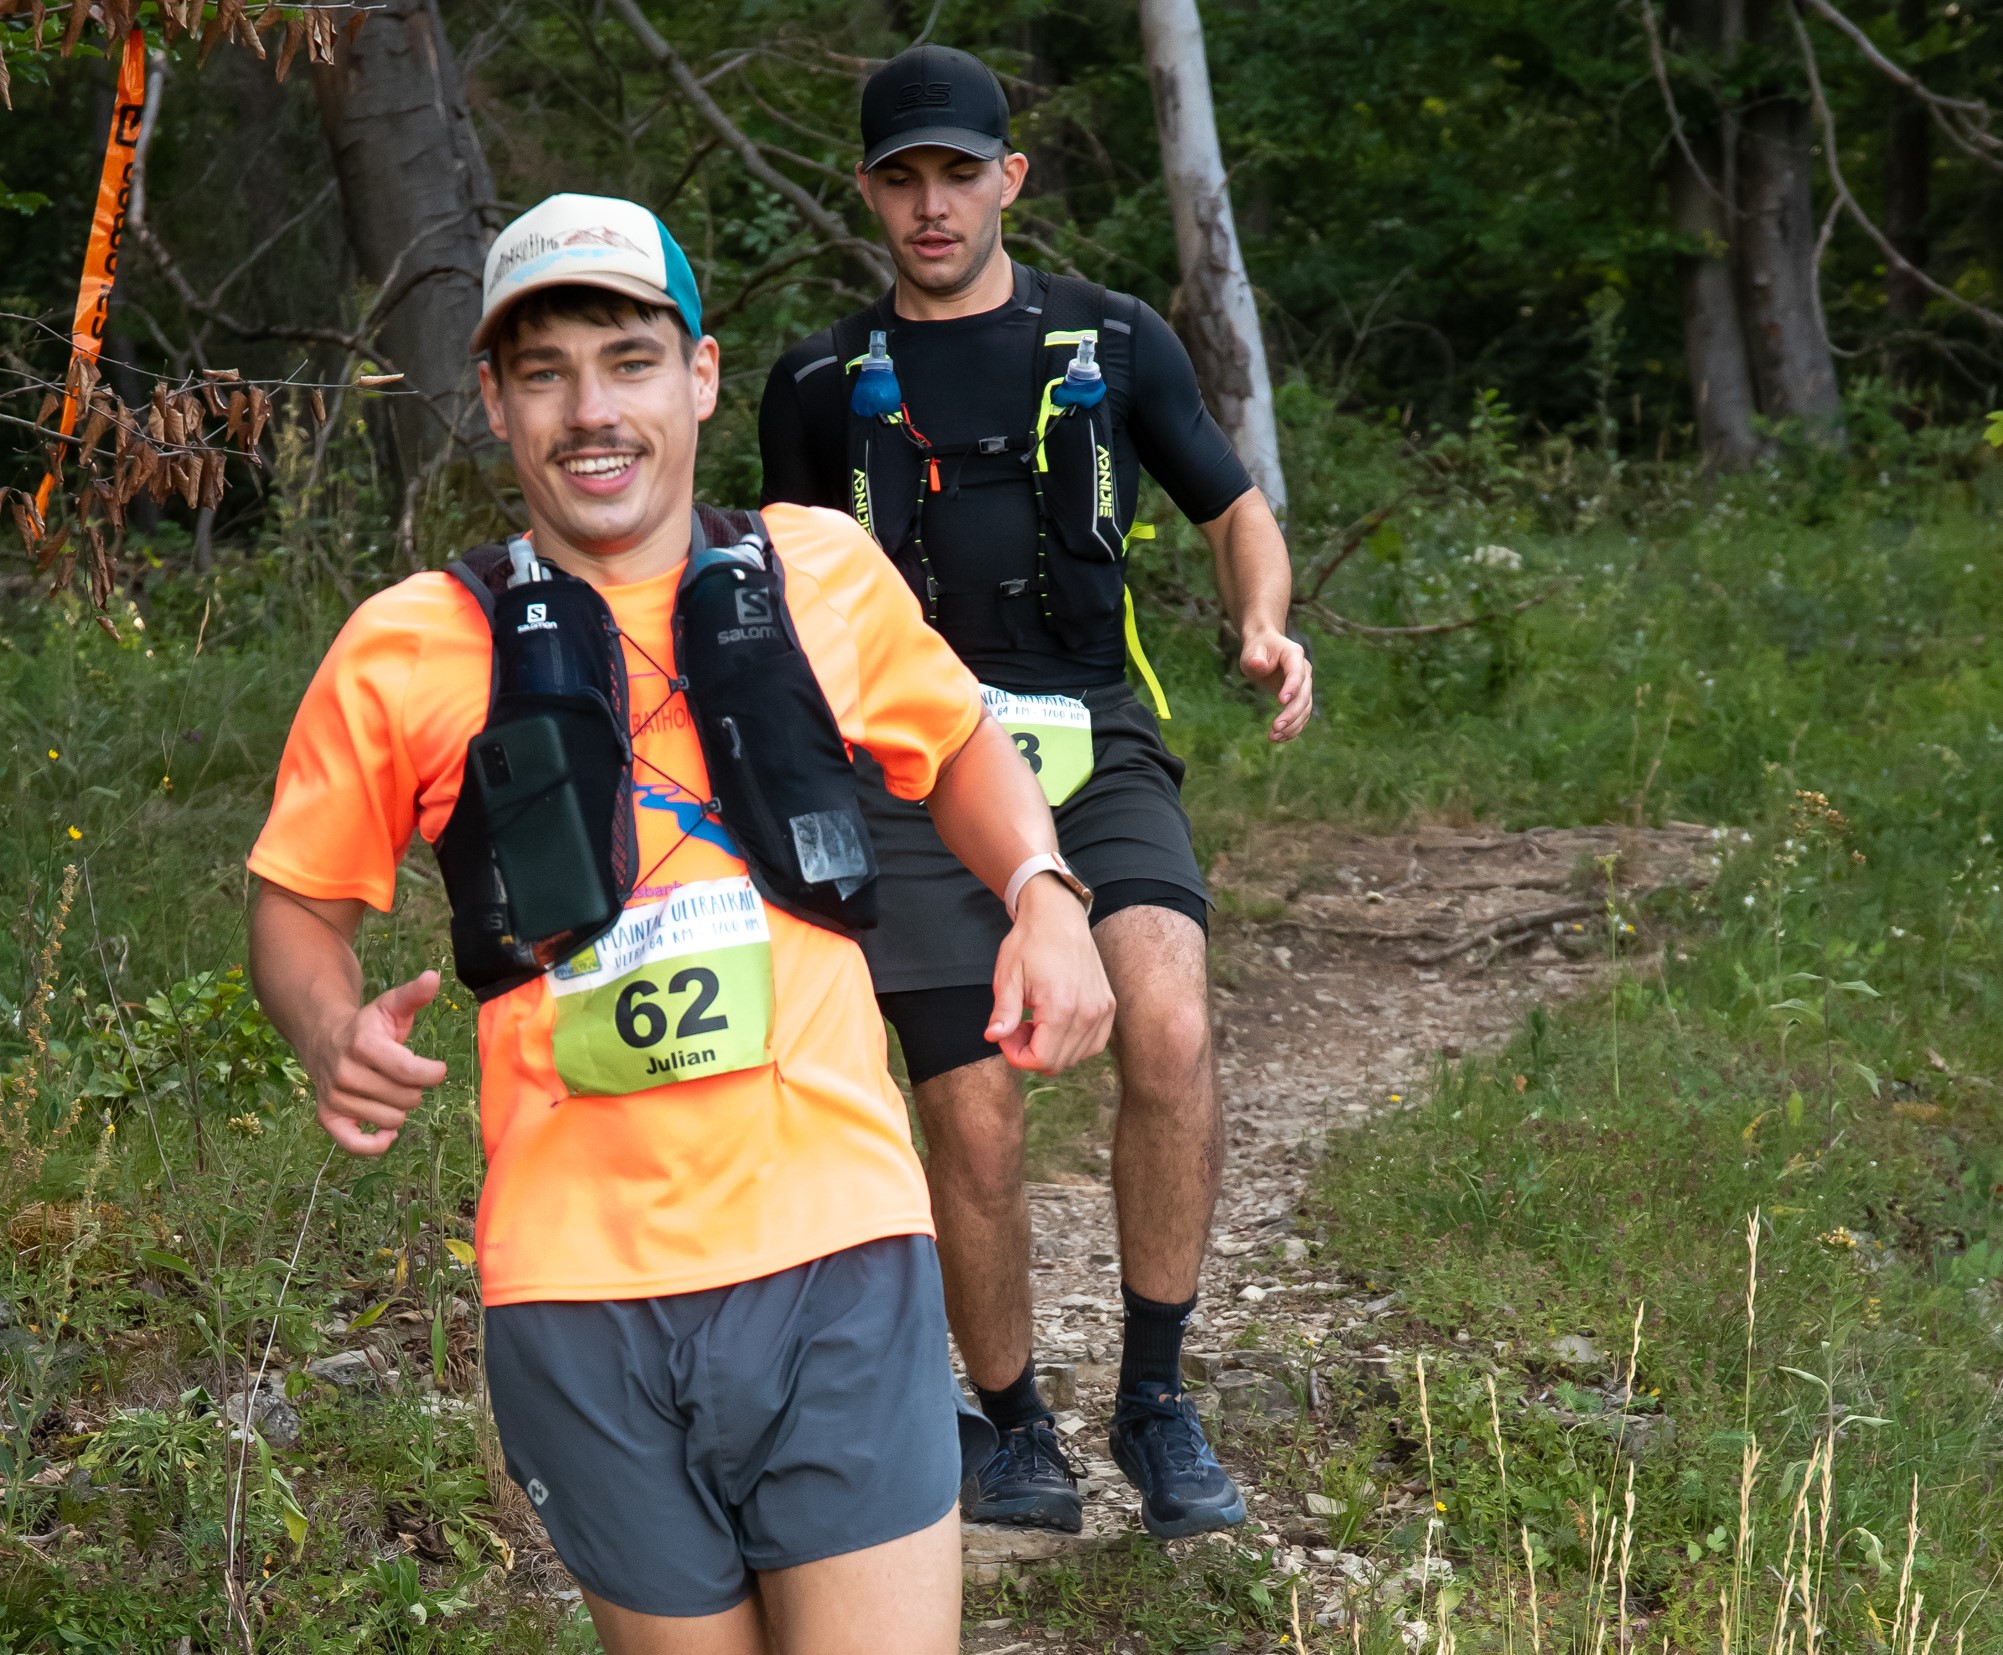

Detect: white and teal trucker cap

[472,193,704,356]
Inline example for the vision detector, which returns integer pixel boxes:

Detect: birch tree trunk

[1138,0,1287,518]
[313,0,496,475]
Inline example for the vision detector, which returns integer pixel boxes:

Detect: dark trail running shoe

[961,1418,1084,1532]
[1108,1389,1247,1540]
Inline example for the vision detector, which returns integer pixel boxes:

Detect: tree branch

[1635,0,1737,217]
[1790,5,2003,334]
[606,0,892,285]
[1797,0,2003,174]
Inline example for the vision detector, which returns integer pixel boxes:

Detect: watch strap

[1004,852,1093,920]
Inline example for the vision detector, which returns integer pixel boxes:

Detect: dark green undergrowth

[6,427,2003,1647]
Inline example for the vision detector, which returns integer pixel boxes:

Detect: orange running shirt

[249,505,983,1305]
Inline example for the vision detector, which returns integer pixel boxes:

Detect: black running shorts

[858,682,1209,1082]
[484,1235,993,1618]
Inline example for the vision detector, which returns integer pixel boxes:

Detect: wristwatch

[1004,851,1094,920]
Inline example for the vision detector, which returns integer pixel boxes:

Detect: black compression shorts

[879,879,1209,1085]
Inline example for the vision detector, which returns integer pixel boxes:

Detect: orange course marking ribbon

[33,28,146,529]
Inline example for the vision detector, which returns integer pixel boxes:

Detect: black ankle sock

[974,1358,1050,1433]
[1119,1284,1197,1398]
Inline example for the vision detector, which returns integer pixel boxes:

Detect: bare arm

[1199,488,1313,742]
[924,712,1115,1074]
[249,882,447,1156]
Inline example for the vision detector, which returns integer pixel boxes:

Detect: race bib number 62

[548,876,775,1096]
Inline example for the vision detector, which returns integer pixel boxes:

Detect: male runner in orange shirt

[247,193,1113,1655]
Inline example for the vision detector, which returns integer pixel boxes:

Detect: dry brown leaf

[198,0,236,64]
[176,454,200,510]
[101,0,131,43]
[34,521,69,574]
[78,398,111,461]
[274,13,306,82]
[200,366,241,381]
[199,450,227,509]
[94,611,118,640]
[10,493,42,548]
[176,390,205,446]
[28,0,44,48]
[67,352,98,406]
[224,388,247,442]
[58,0,90,55]
[243,384,272,452]
[255,0,284,30]
[85,522,114,607]
[354,373,405,388]
[0,33,13,112]
[96,476,123,532]
[347,8,366,47]
[35,390,59,429]
[148,383,169,441]
[308,388,327,424]
[200,382,226,417]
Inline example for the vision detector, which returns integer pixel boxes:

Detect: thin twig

[1303,585,1555,641]
[1790,5,2003,334]
[606,0,892,284]
[1408,900,1600,966]
[1635,0,1737,216]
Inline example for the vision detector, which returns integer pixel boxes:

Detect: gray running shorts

[857,680,1209,995]
[484,1234,994,1618]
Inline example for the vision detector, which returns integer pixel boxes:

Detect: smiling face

[477,292,720,584]
[856,145,1028,302]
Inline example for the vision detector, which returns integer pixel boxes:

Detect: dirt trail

[960,821,1725,1631]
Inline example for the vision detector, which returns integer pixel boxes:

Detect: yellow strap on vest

[1123,587,1171,721]
[1033,377,1066,472]
[1042,328,1098,348]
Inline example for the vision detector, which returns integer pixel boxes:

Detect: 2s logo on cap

[895,80,954,111]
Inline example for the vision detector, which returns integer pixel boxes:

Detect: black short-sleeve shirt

[758,263,1253,690]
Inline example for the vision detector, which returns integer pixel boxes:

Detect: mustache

[546,432,648,463]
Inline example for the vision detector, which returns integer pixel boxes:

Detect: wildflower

[1743,894,1757,908]
[67,825,82,841]
[1389,1093,1404,1103]
[1468,543,1523,572]
[46,748,58,760]
[227,1114,264,1139]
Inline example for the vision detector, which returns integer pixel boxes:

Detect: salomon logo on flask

[516,602,557,634]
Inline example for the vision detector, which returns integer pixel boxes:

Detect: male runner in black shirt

[759,44,1311,1540]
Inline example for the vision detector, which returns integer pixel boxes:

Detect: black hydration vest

[431,506,876,1003]
[816,274,1136,658]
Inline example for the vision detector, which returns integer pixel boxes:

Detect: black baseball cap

[860,45,1011,171]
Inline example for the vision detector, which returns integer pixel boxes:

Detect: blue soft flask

[1052,336,1106,409]
[850,329,902,417]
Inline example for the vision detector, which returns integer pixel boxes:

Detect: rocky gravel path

[960,821,1726,1637]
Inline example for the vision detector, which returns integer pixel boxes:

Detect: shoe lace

[1121,1391,1212,1473]
[996,1418,1082,1483]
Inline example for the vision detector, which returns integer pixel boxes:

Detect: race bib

[548,877,775,1096]
[981,685,1093,809]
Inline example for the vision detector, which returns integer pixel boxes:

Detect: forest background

[8,1,2003,1651]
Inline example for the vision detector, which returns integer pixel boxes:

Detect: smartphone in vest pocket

[469,714,618,950]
